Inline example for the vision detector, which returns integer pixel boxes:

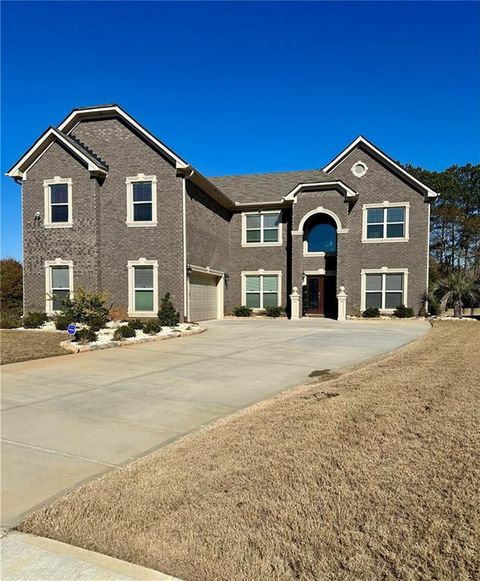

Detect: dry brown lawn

[20,322,480,580]
[0,330,69,365]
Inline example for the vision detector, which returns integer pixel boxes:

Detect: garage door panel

[189,273,218,321]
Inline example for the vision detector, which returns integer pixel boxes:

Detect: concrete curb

[1,531,182,580]
[60,326,206,354]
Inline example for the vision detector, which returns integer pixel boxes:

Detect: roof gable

[323,136,439,199]
[6,126,108,180]
[58,104,189,170]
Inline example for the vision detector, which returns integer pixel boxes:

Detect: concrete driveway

[1,318,429,527]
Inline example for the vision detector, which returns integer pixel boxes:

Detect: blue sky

[2,1,479,260]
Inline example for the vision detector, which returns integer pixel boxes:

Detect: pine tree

[157,292,180,326]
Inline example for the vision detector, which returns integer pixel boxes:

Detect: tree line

[404,163,480,280]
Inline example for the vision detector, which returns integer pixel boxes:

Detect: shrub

[264,306,285,318]
[113,325,136,341]
[0,312,22,329]
[74,327,97,344]
[54,312,72,330]
[109,306,128,322]
[233,305,253,317]
[362,307,380,318]
[158,293,180,326]
[143,320,162,335]
[127,319,145,330]
[86,313,108,332]
[393,304,414,318]
[23,311,48,328]
[61,288,111,329]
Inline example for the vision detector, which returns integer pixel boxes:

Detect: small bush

[128,319,145,330]
[233,305,253,317]
[143,320,161,335]
[158,293,180,327]
[23,311,48,328]
[362,307,380,318]
[264,306,285,318]
[74,327,97,344]
[0,312,22,329]
[109,306,128,321]
[393,304,414,318]
[61,288,111,329]
[54,313,72,330]
[113,325,136,341]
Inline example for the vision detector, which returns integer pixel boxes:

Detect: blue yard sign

[67,324,77,335]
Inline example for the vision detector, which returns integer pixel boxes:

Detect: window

[43,178,72,227]
[243,273,280,309]
[134,266,154,311]
[363,203,409,241]
[306,222,337,253]
[364,271,406,311]
[243,212,281,245]
[127,259,159,315]
[45,260,73,313]
[126,175,157,226]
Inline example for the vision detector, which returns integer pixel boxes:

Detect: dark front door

[304,275,325,315]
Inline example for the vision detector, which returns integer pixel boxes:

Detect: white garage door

[189,272,219,321]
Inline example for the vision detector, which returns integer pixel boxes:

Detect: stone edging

[61,326,206,354]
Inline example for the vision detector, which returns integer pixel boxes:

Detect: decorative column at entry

[337,285,347,321]
[290,286,300,320]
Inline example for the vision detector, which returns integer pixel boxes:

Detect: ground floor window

[244,272,280,309]
[45,260,73,313]
[364,271,405,310]
[127,259,159,315]
[134,266,154,311]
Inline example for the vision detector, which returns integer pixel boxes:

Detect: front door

[304,275,325,315]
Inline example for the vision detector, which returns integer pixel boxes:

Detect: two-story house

[7,104,439,321]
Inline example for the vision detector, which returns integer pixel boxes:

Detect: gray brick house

[7,104,439,321]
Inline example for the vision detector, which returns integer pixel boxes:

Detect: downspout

[182,169,195,322]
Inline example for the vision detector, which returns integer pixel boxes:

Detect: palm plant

[432,271,480,318]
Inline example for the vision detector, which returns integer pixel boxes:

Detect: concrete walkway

[1,531,180,580]
[1,318,430,528]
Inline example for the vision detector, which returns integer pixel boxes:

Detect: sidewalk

[1,531,181,580]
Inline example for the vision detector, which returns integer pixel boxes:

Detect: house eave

[282,181,359,202]
[323,136,440,200]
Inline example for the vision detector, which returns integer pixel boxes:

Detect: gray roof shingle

[208,169,335,204]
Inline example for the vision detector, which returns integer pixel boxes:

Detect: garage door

[189,272,219,321]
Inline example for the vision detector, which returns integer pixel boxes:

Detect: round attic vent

[351,161,368,178]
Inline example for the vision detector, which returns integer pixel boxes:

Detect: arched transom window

[304,214,337,254]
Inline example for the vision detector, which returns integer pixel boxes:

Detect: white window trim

[241,270,282,310]
[241,211,282,247]
[126,174,158,227]
[43,177,73,228]
[45,258,74,315]
[362,201,410,243]
[127,258,159,316]
[361,267,409,313]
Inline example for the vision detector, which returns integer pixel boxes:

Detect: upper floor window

[43,177,73,228]
[304,216,337,255]
[126,174,157,227]
[45,259,73,313]
[362,203,409,242]
[242,211,281,246]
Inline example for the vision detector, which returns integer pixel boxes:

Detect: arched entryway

[301,211,339,318]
